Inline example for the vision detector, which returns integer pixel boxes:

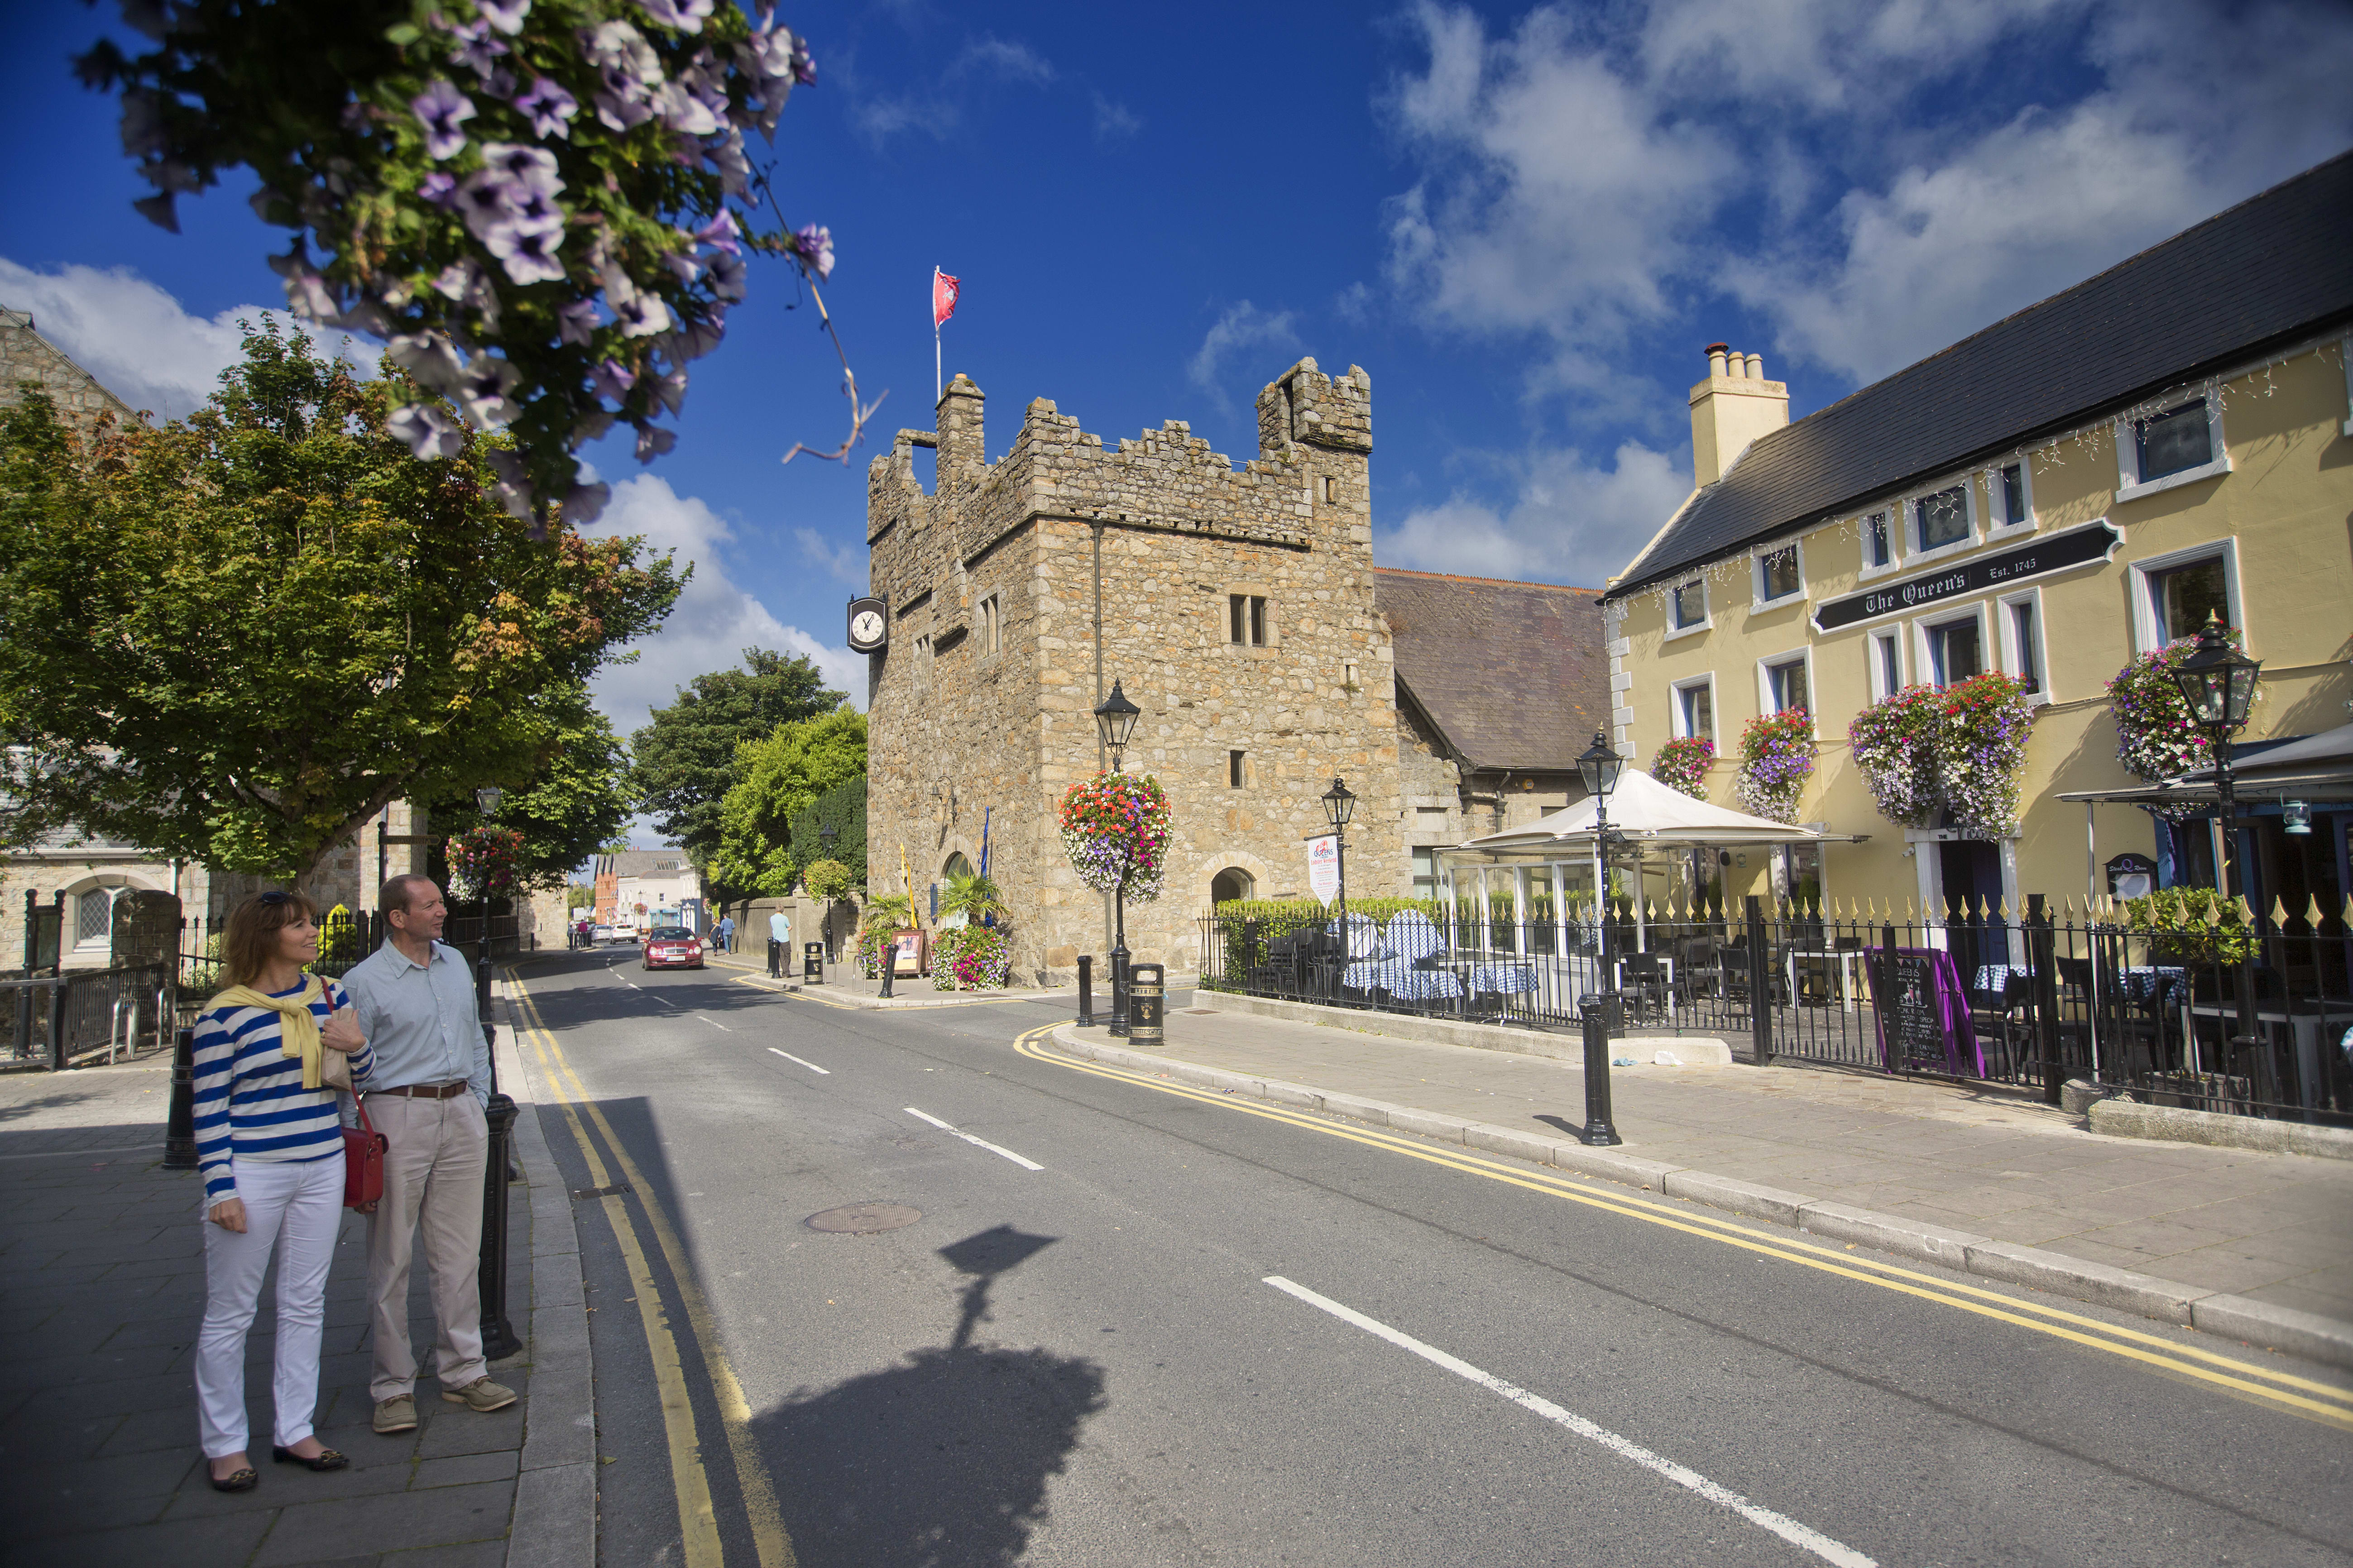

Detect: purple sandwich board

[1868,947,1984,1077]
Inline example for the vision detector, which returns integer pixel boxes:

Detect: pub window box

[1664,577,1711,640]
[2114,393,2229,503]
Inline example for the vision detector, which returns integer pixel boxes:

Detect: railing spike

[2271,896,2289,927]
[1996,896,2010,921]
[2235,893,2255,923]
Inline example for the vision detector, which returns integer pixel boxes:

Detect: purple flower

[613,292,671,338]
[448,18,509,78]
[558,298,601,346]
[419,170,459,207]
[707,129,751,194]
[513,76,578,140]
[661,250,702,286]
[639,0,713,33]
[635,422,676,462]
[650,364,689,415]
[485,216,566,285]
[694,208,741,255]
[480,141,561,195]
[562,480,611,524]
[268,246,340,320]
[793,223,833,281]
[477,0,530,35]
[706,250,747,302]
[592,359,637,401]
[388,402,466,459]
[388,332,468,393]
[594,91,656,132]
[655,80,720,135]
[411,79,476,160]
[455,352,521,428]
[454,170,522,237]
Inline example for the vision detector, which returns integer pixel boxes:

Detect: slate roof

[595,850,688,879]
[1609,151,2353,600]
[1373,568,1609,772]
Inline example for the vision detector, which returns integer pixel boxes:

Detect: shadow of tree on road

[752,1224,1107,1568]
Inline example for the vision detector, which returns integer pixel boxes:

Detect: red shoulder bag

[343,1097,388,1209]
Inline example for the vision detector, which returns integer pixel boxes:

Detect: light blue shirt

[342,939,490,1106]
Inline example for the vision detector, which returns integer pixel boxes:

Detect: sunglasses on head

[259,891,293,906]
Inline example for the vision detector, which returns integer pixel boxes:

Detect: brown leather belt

[373,1081,470,1100]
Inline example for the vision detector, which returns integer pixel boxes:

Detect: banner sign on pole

[1306,834,1340,908]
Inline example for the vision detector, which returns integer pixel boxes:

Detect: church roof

[1374,568,1608,773]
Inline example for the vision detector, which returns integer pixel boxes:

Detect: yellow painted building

[1601,154,2353,926]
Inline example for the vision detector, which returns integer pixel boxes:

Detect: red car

[640,925,705,971]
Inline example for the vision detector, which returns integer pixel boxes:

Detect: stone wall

[0,308,139,426]
[866,359,1405,975]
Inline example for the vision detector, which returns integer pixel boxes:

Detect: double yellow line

[508,975,797,1568]
[1014,1025,2353,1432]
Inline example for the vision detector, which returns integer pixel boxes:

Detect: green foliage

[855,891,913,977]
[0,326,679,878]
[800,857,852,902]
[939,868,1007,929]
[430,682,632,891]
[706,708,864,898]
[785,775,865,892]
[565,884,595,911]
[628,650,844,873]
[2120,887,2258,964]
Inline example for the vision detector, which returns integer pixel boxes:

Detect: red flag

[933,267,961,328]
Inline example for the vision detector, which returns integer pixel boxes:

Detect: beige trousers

[365,1091,489,1401]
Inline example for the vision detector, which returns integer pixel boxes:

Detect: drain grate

[805,1202,922,1234]
[572,1183,632,1201]
[1183,1008,1218,1014]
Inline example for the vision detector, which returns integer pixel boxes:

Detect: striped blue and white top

[193,978,374,1202]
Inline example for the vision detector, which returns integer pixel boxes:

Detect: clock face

[846,597,889,651]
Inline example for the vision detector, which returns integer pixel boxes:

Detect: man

[768,906,789,977]
[342,875,517,1435]
[716,913,735,954]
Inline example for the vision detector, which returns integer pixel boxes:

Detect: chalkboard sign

[1868,947,1982,1076]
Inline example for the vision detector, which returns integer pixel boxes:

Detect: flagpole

[933,266,943,402]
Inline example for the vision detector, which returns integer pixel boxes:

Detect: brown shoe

[373,1395,418,1434]
[442,1377,518,1413]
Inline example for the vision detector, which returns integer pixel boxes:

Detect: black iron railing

[1199,895,2353,1125]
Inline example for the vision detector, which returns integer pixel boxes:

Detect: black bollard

[1108,947,1131,1038]
[1076,955,1094,1027]
[163,1027,198,1169]
[476,1023,522,1361]
[1581,1005,1623,1146]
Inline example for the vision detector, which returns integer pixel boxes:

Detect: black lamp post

[469,782,522,1360]
[2169,614,2264,1082]
[1574,731,1626,1147]
[818,822,840,959]
[1323,778,1356,966]
[1095,680,1141,1034]
[472,786,503,1026]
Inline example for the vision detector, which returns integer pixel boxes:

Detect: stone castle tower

[864,358,1405,976]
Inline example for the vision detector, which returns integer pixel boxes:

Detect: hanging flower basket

[1734,710,1815,824]
[1847,685,1949,830]
[1650,736,1714,800]
[1058,772,1172,904]
[446,825,524,899]
[2105,633,2258,819]
[1937,673,2037,837]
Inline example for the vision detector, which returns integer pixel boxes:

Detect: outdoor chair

[1618,951,1668,1025]
[1968,971,2032,1076]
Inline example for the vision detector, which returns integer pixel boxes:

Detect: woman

[192,890,373,1492]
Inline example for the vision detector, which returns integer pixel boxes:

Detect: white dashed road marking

[767,1048,830,1074]
[904,1108,1043,1171]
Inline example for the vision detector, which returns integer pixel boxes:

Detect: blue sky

[5,0,2349,781]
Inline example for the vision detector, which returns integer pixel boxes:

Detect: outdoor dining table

[2186,998,2353,1109]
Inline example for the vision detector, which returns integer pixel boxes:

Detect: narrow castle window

[915,632,933,687]
[1322,475,1336,504]
[1228,750,1246,788]
[980,593,1001,655]
[1229,594,1267,646]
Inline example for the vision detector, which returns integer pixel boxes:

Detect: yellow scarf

[207,977,329,1089]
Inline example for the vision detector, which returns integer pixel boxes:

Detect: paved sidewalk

[0,1011,589,1568]
[1075,1002,2353,1329]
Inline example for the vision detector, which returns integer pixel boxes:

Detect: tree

[628,649,842,868]
[785,774,864,890]
[426,681,633,891]
[566,884,595,912]
[707,708,865,897]
[0,322,680,881]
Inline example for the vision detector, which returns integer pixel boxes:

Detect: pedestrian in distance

[341,876,518,1436]
[192,890,373,1492]
[717,913,735,954]
[769,906,790,977]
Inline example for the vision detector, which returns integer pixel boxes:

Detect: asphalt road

[508,948,2353,1568]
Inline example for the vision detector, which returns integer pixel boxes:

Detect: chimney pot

[1706,343,1730,378]
[1745,352,1764,380]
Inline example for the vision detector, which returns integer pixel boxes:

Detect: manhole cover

[805,1202,922,1234]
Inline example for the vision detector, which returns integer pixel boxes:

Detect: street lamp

[2169,613,2264,1081]
[1574,731,1625,1147]
[1322,777,1356,930]
[1095,681,1143,1034]
[467,779,522,1359]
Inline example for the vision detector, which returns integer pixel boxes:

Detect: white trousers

[195,1154,345,1458]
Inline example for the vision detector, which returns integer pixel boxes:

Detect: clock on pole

[846,595,889,653]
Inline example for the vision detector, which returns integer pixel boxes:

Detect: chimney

[1689,344,1788,487]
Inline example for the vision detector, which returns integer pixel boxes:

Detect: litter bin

[1129,963,1165,1048]
[803,942,824,984]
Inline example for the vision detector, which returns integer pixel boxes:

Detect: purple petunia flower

[419,170,459,207]
[793,223,833,281]
[479,141,561,194]
[613,292,671,338]
[448,18,508,79]
[455,352,521,428]
[639,0,713,33]
[387,331,468,395]
[634,422,676,462]
[477,0,531,35]
[592,359,637,401]
[484,215,566,285]
[706,250,746,302]
[558,298,601,346]
[513,76,578,140]
[387,402,466,459]
[707,128,751,194]
[694,207,741,255]
[411,79,477,160]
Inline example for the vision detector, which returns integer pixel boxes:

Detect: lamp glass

[1093,679,1141,754]
[1322,777,1356,828]
[1577,731,1625,799]
[2168,616,2261,733]
[475,785,503,816]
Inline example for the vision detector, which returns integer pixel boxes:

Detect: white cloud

[580,475,867,747]
[794,525,869,588]
[954,37,1056,85]
[1376,440,1689,585]
[1091,91,1142,141]
[0,258,362,419]
[1187,302,1301,410]
[857,34,1057,143]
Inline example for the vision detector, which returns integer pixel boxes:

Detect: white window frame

[1904,476,1980,565]
[1981,458,2036,538]
[1912,600,1994,689]
[1670,673,1717,742]
[1856,508,1901,581]
[73,888,116,951]
[1995,586,2050,705]
[1664,577,1711,641]
[1755,647,1817,730]
[1751,540,1807,610]
[2128,536,2243,654]
[1867,627,1907,702]
[2114,390,2230,503]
